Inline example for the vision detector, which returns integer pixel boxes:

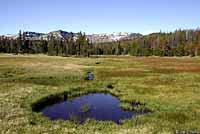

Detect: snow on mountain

[3,30,142,43]
[87,32,142,43]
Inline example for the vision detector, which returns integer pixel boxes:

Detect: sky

[0,0,200,35]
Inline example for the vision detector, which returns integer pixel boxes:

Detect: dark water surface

[85,72,94,80]
[41,93,140,124]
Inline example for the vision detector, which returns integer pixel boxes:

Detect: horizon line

[1,27,200,36]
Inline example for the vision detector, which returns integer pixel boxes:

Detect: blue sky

[0,0,200,35]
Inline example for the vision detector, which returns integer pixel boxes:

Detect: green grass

[0,54,200,134]
[80,103,91,113]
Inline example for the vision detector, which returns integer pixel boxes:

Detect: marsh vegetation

[0,54,200,133]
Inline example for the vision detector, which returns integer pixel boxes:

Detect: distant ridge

[3,30,142,43]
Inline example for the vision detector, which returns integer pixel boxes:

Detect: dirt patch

[97,69,147,79]
[153,65,200,74]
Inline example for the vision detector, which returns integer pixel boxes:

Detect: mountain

[23,30,72,40]
[87,32,142,43]
[23,32,45,40]
[3,30,142,43]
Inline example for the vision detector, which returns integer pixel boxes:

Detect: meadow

[0,54,199,134]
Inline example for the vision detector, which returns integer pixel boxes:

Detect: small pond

[38,93,146,124]
[84,72,94,80]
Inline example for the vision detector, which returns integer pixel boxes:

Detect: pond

[84,72,94,80]
[39,93,145,124]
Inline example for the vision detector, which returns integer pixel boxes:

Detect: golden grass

[0,54,200,134]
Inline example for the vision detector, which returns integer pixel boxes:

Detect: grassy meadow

[0,54,200,134]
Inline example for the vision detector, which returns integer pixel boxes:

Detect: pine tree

[48,35,55,56]
[129,43,139,56]
[16,30,22,54]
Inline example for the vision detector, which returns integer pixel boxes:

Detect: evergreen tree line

[0,31,91,57]
[93,29,200,56]
[1,29,200,57]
